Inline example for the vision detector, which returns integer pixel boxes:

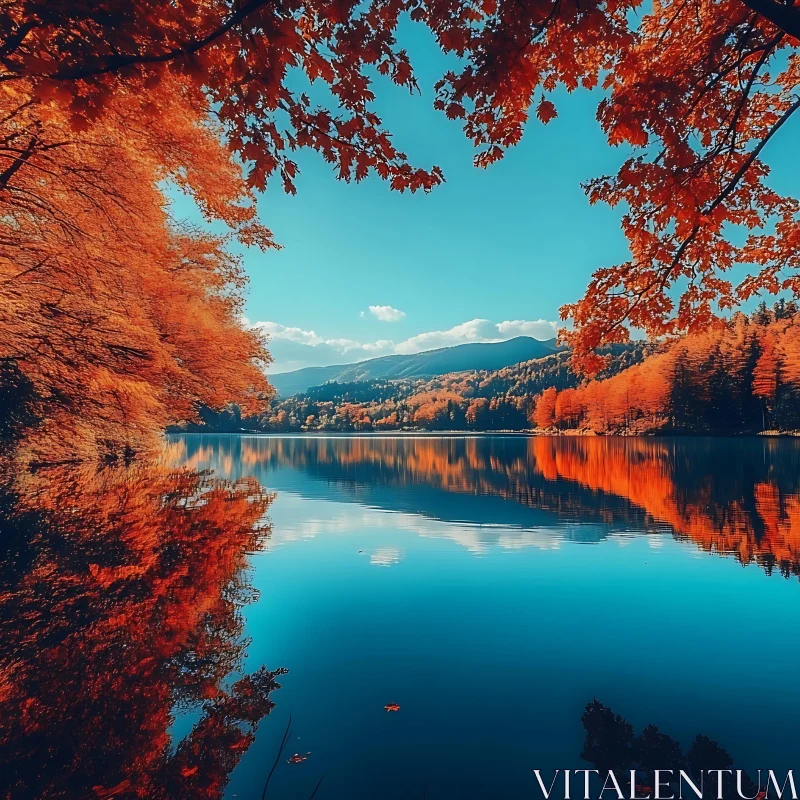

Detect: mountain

[265,338,352,373]
[269,336,560,396]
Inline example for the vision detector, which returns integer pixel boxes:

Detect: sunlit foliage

[543,302,800,433]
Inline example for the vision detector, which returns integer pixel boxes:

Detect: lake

[3,434,800,798]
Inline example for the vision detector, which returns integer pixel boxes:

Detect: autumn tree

[413,399,450,428]
[753,329,782,399]
[1,0,448,460]
[557,0,800,370]
[555,387,583,429]
[532,387,557,429]
[544,305,800,434]
[466,397,490,428]
[1,57,280,460]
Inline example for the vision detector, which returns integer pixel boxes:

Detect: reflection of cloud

[165,443,652,557]
[262,494,576,556]
[370,547,403,567]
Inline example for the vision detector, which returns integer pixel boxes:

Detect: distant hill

[179,340,649,434]
[269,336,560,396]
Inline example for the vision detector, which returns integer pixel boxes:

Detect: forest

[4,0,800,460]
[187,302,800,435]
[536,301,800,435]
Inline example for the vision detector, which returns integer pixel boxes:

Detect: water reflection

[0,462,283,799]
[171,434,800,578]
[579,701,759,799]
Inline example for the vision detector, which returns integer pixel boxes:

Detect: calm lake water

[3,434,800,798]
[171,434,800,799]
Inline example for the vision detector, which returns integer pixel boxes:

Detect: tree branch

[5,0,274,82]
[0,135,37,191]
[739,0,800,39]
[0,19,39,58]
[597,95,800,340]
[706,94,800,214]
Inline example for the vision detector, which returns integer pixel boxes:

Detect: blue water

[170,434,800,799]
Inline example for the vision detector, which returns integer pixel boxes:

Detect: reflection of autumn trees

[0,463,283,799]
[178,435,800,578]
[531,437,800,575]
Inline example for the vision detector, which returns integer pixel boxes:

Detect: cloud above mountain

[251,317,559,373]
[393,319,558,354]
[368,305,406,322]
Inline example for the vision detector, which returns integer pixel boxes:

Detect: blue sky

[172,21,800,373]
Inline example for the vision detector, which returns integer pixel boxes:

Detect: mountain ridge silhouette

[269,336,560,396]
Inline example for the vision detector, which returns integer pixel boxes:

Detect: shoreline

[168,429,800,438]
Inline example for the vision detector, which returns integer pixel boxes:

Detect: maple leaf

[536,97,558,124]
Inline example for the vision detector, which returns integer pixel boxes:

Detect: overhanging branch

[3,0,274,83]
[739,0,800,39]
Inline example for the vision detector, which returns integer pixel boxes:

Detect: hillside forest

[188,302,800,435]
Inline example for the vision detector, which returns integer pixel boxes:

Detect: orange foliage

[1,73,275,461]
[413,400,450,426]
[0,3,443,193]
[532,387,557,429]
[554,388,583,429]
[339,402,373,429]
[409,390,462,427]
[466,397,489,425]
[0,460,284,797]
[562,351,671,433]
[547,314,800,433]
[753,329,781,400]
[556,4,800,369]
[407,390,464,408]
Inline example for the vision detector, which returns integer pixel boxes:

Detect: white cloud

[233,494,571,556]
[368,305,406,322]
[497,319,560,340]
[394,319,502,354]
[393,318,558,354]
[252,317,560,372]
[252,321,324,347]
